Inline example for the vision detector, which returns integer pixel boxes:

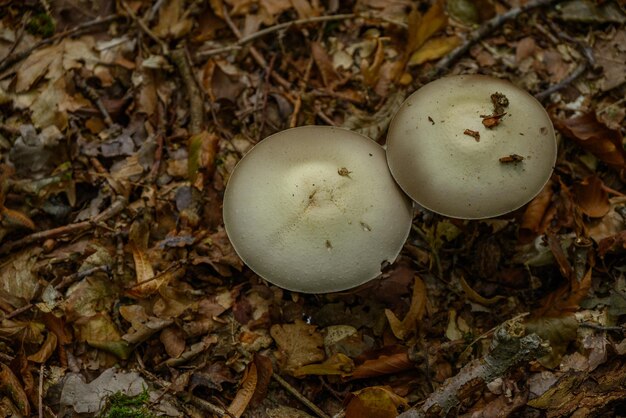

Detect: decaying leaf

[270,320,325,373]
[27,331,57,363]
[312,41,342,89]
[554,111,626,170]
[228,362,258,417]
[351,350,411,380]
[345,386,409,418]
[293,353,355,377]
[0,363,30,416]
[408,36,461,66]
[406,0,448,56]
[573,175,611,218]
[385,276,427,340]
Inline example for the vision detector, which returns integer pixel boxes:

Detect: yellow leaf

[346,386,409,418]
[459,275,505,306]
[361,37,386,87]
[131,244,154,285]
[409,36,461,66]
[293,353,355,377]
[407,0,448,55]
[228,363,257,417]
[385,276,427,340]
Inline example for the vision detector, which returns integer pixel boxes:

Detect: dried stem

[196,14,354,59]
[0,196,127,255]
[171,48,205,135]
[273,373,331,418]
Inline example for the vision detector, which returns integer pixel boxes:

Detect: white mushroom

[386,74,557,219]
[223,126,413,293]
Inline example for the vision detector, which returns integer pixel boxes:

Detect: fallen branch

[0,196,127,255]
[171,48,205,135]
[196,14,354,59]
[433,0,564,76]
[272,373,331,418]
[397,318,549,418]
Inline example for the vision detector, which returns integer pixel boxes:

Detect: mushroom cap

[223,126,413,293]
[386,74,557,219]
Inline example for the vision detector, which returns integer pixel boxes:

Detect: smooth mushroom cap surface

[223,126,413,293]
[386,74,557,219]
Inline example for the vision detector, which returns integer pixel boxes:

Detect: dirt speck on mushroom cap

[386,74,557,219]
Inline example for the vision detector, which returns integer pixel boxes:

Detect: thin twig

[120,0,169,54]
[74,74,114,126]
[54,265,111,291]
[433,0,564,76]
[171,48,204,135]
[222,8,292,91]
[534,63,587,101]
[239,14,354,45]
[38,363,44,418]
[0,196,127,255]
[196,14,354,59]
[272,373,331,418]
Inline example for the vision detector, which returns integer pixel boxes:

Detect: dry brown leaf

[26,332,57,363]
[153,0,193,39]
[290,0,319,18]
[250,354,273,407]
[406,0,447,56]
[533,267,592,318]
[0,363,30,416]
[15,43,63,92]
[573,175,611,218]
[270,320,325,373]
[408,36,461,66]
[293,353,355,377]
[385,276,427,340]
[227,362,257,417]
[598,230,626,257]
[345,386,409,418]
[554,111,626,169]
[519,179,554,242]
[459,275,505,306]
[311,41,342,89]
[130,244,156,290]
[361,37,386,87]
[160,326,186,358]
[546,231,573,280]
[351,351,411,380]
[188,131,220,188]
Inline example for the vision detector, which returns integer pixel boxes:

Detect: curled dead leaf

[345,386,409,418]
[228,362,257,418]
[351,350,411,380]
[0,363,30,416]
[573,175,611,218]
[293,353,355,378]
[554,111,626,170]
[385,276,426,340]
[408,36,461,66]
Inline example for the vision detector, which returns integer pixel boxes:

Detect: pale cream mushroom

[223,126,413,293]
[386,74,557,219]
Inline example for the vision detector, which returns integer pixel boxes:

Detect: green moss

[26,13,56,38]
[99,388,156,418]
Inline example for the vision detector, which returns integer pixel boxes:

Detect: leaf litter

[0,0,625,417]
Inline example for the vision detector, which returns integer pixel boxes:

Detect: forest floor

[1,0,626,417]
